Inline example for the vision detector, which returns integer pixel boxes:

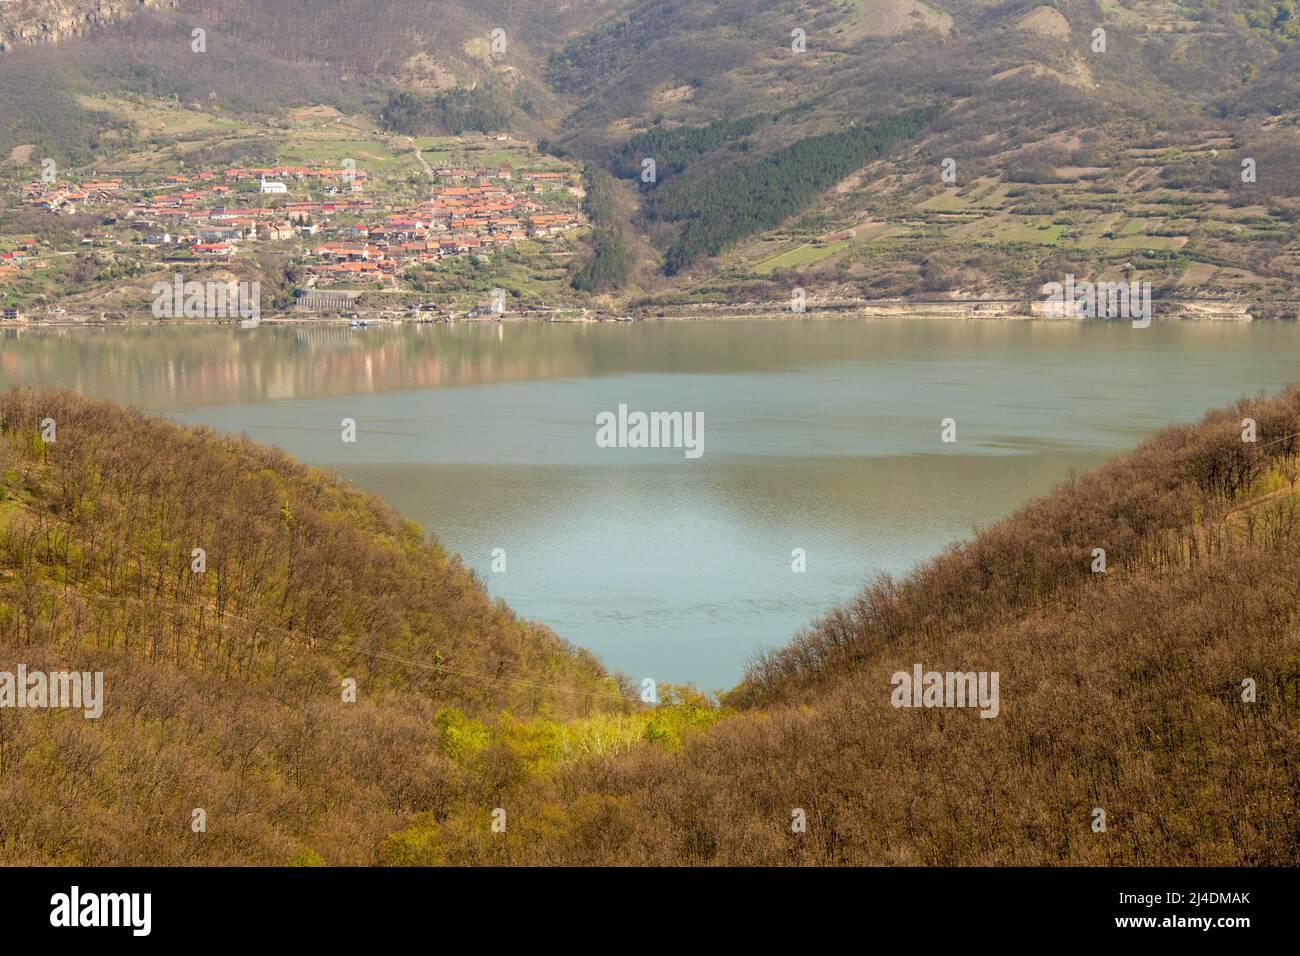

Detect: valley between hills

[0,0,1297,869]
[0,382,1297,864]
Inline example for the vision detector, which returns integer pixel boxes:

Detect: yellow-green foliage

[642,684,722,748]
[436,686,725,776]
[435,708,492,765]
[379,689,727,864]
[380,819,447,867]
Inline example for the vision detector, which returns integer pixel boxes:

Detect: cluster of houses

[14,160,583,289]
[302,179,581,285]
[21,180,124,213]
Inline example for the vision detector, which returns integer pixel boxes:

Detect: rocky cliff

[0,0,171,53]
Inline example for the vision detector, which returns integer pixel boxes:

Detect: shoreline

[630,298,1264,323]
[0,297,1284,328]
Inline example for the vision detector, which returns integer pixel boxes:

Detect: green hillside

[542,0,1300,302]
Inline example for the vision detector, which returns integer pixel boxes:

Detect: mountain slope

[0,388,628,864]
[0,0,589,166]
[2,0,1297,303]
[541,0,1300,303]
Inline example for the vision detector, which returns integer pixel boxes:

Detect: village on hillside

[0,133,586,323]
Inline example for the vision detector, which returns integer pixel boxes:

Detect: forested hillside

[2,383,1299,865]
[0,0,592,162]
[646,105,945,274]
[392,386,1300,865]
[545,0,1300,301]
[0,389,638,864]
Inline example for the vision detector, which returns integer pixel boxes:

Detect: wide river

[2,319,1297,689]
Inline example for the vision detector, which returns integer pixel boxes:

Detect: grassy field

[754,238,853,273]
[276,135,417,173]
[76,94,241,137]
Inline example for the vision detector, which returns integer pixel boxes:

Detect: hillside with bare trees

[2,385,1297,865]
[385,385,1300,865]
[0,388,630,864]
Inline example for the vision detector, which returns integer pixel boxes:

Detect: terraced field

[704,131,1299,305]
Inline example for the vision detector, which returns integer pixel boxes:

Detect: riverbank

[633,297,1264,322]
[0,296,1284,328]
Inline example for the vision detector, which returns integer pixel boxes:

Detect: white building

[260,179,288,194]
